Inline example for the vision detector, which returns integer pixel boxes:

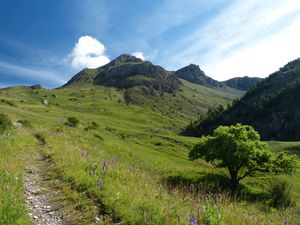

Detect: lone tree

[189,124,297,193]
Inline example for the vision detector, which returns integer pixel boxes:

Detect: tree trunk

[229,169,239,194]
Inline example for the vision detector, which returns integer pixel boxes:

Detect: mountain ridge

[182,58,300,141]
[223,76,263,91]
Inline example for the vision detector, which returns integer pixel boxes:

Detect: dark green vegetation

[0,113,12,133]
[189,124,297,193]
[223,76,263,91]
[184,58,300,141]
[66,116,80,127]
[0,83,298,224]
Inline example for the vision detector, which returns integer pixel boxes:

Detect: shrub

[17,119,32,128]
[34,133,46,145]
[202,199,224,225]
[65,116,79,127]
[0,113,12,133]
[84,121,98,131]
[268,178,294,209]
[1,99,16,107]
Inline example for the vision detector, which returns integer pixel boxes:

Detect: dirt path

[24,154,64,225]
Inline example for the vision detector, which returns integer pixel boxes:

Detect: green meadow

[0,83,299,225]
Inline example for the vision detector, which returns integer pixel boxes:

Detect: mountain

[174,64,225,88]
[223,76,263,91]
[62,54,242,119]
[182,58,300,141]
[63,54,180,93]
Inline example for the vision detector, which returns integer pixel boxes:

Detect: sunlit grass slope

[0,85,298,224]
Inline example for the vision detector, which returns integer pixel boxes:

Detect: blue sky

[1,0,300,88]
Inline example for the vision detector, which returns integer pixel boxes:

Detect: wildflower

[101,161,108,176]
[188,215,197,225]
[97,179,102,189]
[197,207,201,218]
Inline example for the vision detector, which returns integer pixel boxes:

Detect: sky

[1,0,300,88]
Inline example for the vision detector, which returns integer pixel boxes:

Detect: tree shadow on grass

[162,172,269,203]
[284,146,300,156]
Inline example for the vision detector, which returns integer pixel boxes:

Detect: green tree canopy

[189,124,297,193]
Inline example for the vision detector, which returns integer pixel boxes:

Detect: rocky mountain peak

[112,54,143,64]
[175,64,224,88]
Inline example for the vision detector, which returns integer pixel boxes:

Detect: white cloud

[70,35,110,69]
[166,0,300,80]
[132,51,145,60]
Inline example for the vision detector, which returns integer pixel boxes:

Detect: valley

[0,76,299,224]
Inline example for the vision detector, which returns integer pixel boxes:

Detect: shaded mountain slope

[182,58,300,141]
[223,76,263,91]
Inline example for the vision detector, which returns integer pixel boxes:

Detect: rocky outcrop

[30,84,42,89]
[94,61,180,93]
[63,54,180,93]
[175,64,224,88]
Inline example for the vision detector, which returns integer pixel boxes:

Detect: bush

[17,119,32,128]
[0,113,12,133]
[34,133,46,145]
[268,178,294,209]
[65,116,79,127]
[1,99,16,107]
[202,199,224,225]
[84,121,98,131]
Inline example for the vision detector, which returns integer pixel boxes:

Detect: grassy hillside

[0,86,299,224]
[123,79,242,119]
[183,58,300,140]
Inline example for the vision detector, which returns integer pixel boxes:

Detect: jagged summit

[63,54,180,93]
[175,64,224,88]
[112,54,143,64]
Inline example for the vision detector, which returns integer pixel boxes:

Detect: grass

[0,84,298,224]
[0,129,36,225]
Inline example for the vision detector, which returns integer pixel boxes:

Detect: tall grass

[0,130,35,225]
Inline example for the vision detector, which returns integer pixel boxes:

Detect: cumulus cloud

[132,51,145,60]
[70,35,110,69]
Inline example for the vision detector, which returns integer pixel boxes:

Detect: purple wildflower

[97,179,102,189]
[197,207,201,218]
[188,215,197,225]
[101,161,108,176]
[110,157,117,165]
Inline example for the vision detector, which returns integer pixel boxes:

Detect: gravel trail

[24,155,64,225]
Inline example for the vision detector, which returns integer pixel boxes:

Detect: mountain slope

[63,54,180,93]
[223,76,263,91]
[183,58,300,140]
[175,64,225,88]
[62,54,242,119]
[0,83,298,224]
